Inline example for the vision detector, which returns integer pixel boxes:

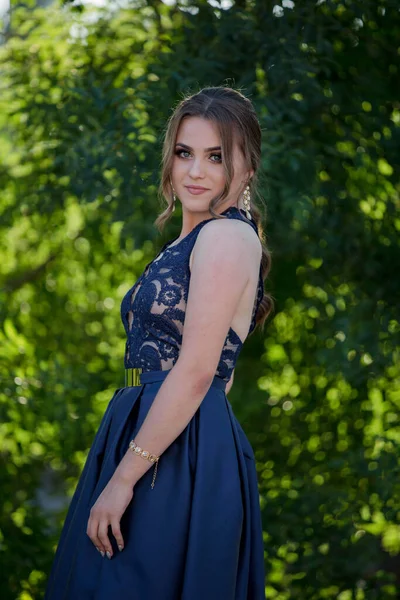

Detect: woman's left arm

[87,220,256,557]
[225,368,235,395]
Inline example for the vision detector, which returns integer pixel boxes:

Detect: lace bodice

[120,206,264,381]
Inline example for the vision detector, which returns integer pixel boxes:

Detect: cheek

[213,164,224,177]
[171,158,187,179]
[209,165,226,188]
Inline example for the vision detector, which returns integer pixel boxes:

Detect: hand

[86,474,134,558]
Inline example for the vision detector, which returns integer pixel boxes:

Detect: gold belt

[125,367,143,387]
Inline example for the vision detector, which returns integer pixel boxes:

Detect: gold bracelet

[128,440,159,489]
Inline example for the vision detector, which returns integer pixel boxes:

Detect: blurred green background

[1,0,399,598]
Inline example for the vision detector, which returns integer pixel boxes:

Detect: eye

[174,149,222,163]
[175,149,191,158]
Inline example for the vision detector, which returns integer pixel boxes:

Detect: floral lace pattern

[120,206,264,381]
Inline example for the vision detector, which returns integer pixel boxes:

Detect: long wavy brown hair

[155,86,274,333]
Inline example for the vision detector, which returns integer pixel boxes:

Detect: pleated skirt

[44,369,266,600]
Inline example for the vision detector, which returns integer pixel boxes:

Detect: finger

[86,514,105,556]
[98,519,113,559]
[111,518,124,552]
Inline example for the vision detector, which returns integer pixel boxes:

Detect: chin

[180,198,211,212]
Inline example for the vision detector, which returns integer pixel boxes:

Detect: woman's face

[171,116,253,214]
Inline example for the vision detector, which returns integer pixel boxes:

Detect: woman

[45,86,273,600]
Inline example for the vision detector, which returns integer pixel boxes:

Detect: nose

[188,157,205,179]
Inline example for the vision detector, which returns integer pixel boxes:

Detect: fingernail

[100,550,105,558]
[106,551,112,559]
[118,544,123,552]
[95,547,100,553]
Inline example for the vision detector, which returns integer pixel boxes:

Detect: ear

[247,168,254,182]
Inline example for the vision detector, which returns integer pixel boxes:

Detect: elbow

[174,358,216,392]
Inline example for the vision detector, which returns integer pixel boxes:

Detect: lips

[185,186,209,191]
[185,186,210,196]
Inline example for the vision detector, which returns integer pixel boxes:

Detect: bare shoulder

[193,217,262,266]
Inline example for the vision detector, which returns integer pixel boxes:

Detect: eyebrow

[175,142,221,152]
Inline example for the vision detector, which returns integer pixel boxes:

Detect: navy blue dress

[44,205,266,600]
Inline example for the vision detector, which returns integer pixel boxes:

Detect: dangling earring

[243,185,251,220]
[171,179,176,212]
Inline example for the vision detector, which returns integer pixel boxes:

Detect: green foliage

[0,0,399,598]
